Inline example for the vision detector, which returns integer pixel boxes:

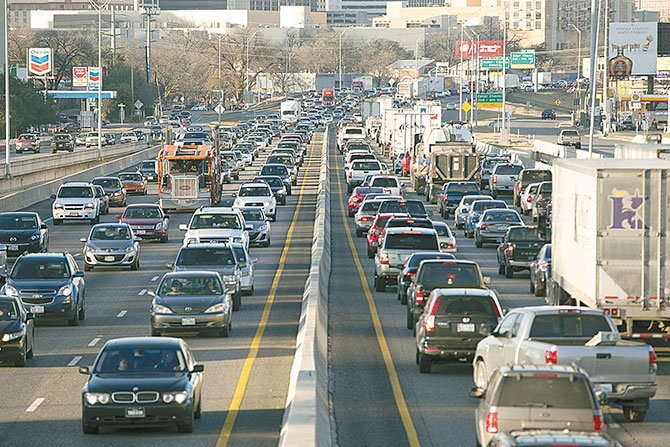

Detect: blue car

[464,199,508,238]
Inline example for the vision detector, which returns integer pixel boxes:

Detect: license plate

[8,244,18,251]
[31,305,44,314]
[135,230,146,235]
[104,256,115,262]
[68,212,80,217]
[457,323,475,332]
[181,317,196,326]
[497,225,507,231]
[125,407,145,418]
[594,383,613,394]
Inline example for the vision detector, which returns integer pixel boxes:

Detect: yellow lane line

[333,143,421,446]
[216,135,319,447]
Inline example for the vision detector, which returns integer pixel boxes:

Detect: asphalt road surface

[327,129,670,447]
[0,129,322,446]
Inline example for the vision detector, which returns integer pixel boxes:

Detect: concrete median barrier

[0,145,160,212]
[279,127,334,447]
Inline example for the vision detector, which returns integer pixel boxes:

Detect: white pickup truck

[473,306,657,422]
[346,159,383,193]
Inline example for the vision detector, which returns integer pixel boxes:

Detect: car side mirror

[245,224,254,231]
[469,387,485,399]
[40,223,48,230]
[74,271,85,277]
[147,290,156,297]
[26,312,34,320]
[483,276,491,285]
[50,194,56,200]
[192,364,205,373]
[166,262,174,269]
[232,192,237,198]
[179,224,188,231]
[79,366,91,375]
[80,238,88,243]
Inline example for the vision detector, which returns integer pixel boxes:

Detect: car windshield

[346,129,363,135]
[419,263,481,287]
[159,276,223,296]
[261,165,288,176]
[352,161,381,171]
[124,207,161,219]
[371,178,398,188]
[18,134,34,140]
[92,178,121,188]
[54,135,69,141]
[433,223,451,237]
[190,214,241,230]
[239,186,270,197]
[462,196,491,206]
[267,156,293,165]
[507,228,543,241]
[484,211,521,222]
[495,165,523,175]
[436,295,496,316]
[91,226,131,240]
[523,171,552,183]
[360,201,382,213]
[119,173,142,182]
[95,347,187,374]
[483,159,506,169]
[0,300,19,320]
[242,210,264,221]
[387,219,432,229]
[446,183,479,193]
[355,187,384,195]
[176,248,236,267]
[529,314,612,339]
[385,233,437,250]
[0,215,37,230]
[498,375,593,409]
[255,177,283,188]
[58,186,93,198]
[379,201,426,216]
[12,259,69,279]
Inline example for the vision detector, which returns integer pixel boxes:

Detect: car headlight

[84,245,95,253]
[54,203,64,210]
[205,302,227,314]
[1,329,25,342]
[258,224,267,231]
[57,285,72,297]
[113,191,122,196]
[84,203,95,210]
[233,237,242,243]
[162,391,189,404]
[155,222,163,230]
[30,234,40,241]
[152,303,172,314]
[278,188,286,195]
[222,275,237,285]
[3,285,18,297]
[124,246,135,253]
[85,393,110,405]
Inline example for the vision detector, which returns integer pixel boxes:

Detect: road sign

[88,67,100,91]
[388,78,396,86]
[215,104,225,114]
[72,67,87,87]
[476,92,503,110]
[211,97,219,105]
[461,101,472,113]
[134,100,144,109]
[27,48,52,76]
[480,57,509,70]
[554,99,561,106]
[510,50,536,69]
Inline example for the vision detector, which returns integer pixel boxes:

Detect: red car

[15,133,41,154]
[348,186,385,217]
[401,152,412,176]
[118,172,147,195]
[118,204,169,242]
[366,213,409,258]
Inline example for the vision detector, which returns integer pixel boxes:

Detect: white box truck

[551,158,670,345]
[280,100,301,124]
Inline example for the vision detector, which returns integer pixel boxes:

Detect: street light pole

[466,27,480,126]
[245,29,260,105]
[569,23,582,125]
[4,0,10,175]
[217,34,222,127]
[459,23,464,121]
[501,4,508,141]
[587,0,602,158]
[88,0,111,161]
[338,30,347,90]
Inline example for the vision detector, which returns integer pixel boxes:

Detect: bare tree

[358,39,412,87]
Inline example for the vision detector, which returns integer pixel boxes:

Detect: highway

[0,129,322,446]
[326,127,670,447]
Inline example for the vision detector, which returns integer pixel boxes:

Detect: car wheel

[505,265,514,279]
[623,406,647,422]
[406,308,414,330]
[26,336,34,359]
[92,215,99,225]
[347,184,352,194]
[68,311,79,326]
[415,348,420,365]
[130,258,139,271]
[534,281,545,297]
[418,352,432,374]
[194,398,202,419]
[78,300,86,320]
[232,292,241,311]
[400,291,408,305]
[54,219,62,226]
[15,350,27,367]
[474,360,489,390]
[177,411,194,433]
[82,423,99,435]
[374,275,386,292]
[219,323,230,338]
[84,263,92,272]
[498,263,505,275]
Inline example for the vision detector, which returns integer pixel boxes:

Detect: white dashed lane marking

[26,398,45,413]
[116,310,127,318]
[67,356,83,367]
[138,289,147,296]
[88,336,102,347]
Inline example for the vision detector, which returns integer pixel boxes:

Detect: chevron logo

[27,48,52,76]
[30,54,49,64]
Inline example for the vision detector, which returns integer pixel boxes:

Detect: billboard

[456,41,504,58]
[88,67,100,91]
[608,22,658,77]
[72,66,87,87]
[27,48,52,76]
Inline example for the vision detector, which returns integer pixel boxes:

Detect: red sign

[456,40,504,58]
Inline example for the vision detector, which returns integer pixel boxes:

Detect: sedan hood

[0,229,39,243]
[87,373,189,393]
[0,320,21,334]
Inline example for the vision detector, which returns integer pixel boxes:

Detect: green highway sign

[477,92,503,102]
[510,50,536,69]
[480,57,509,70]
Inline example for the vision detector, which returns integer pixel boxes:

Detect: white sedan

[233,182,277,221]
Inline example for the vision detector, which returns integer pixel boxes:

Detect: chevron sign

[88,67,100,91]
[27,48,52,76]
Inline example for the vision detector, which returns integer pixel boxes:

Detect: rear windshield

[372,178,399,188]
[483,159,507,169]
[529,314,612,339]
[352,161,381,171]
[562,130,579,136]
[407,253,453,268]
[379,201,426,216]
[348,144,370,151]
[436,295,496,316]
[472,201,507,212]
[385,233,438,250]
[346,128,363,135]
[261,165,289,176]
[539,183,553,193]
[507,228,543,241]
[355,187,385,195]
[523,170,552,183]
[483,211,521,222]
[462,196,491,206]
[495,165,523,175]
[446,183,479,193]
[375,216,394,229]
[176,247,236,266]
[433,223,451,237]
[360,201,382,213]
[497,375,594,409]
[418,263,481,288]
[387,219,432,229]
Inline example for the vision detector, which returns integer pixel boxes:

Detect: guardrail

[279,127,333,447]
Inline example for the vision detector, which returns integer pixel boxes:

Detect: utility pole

[217,34,222,127]
[569,23,582,124]
[587,0,602,158]
[88,0,111,161]
[4,0,10,176]
[246,29,261,105]
[140,1,160,84]
[601,0,610,136]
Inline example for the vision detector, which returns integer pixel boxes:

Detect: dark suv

[0,253,86,326]
[0,212,49,257]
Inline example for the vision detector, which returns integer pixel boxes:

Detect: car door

[184,345,203,397]
[484,313,519,376]
[68,254,85,301]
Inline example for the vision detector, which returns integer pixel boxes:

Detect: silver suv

[374,227,439,292]
[489,163,523,199]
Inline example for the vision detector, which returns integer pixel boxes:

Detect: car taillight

[415,288,425,304]
[423,295,440,332]
[526,195,533,202]
[360,217,369,222]
[593,414,604,432]
[443,194,448,203]
[649,348,658,373]
[539,261,549,271]
[379,253,389,265]
[404,272,416,281]
[506,245,515,258]
[538,198,544,204]
[348,171,352,179]
[446,242,454,249]
[485,411,498,433]
[518,183,522,191]
[480,224,488,230]
[492,175,498,184]
[545,347,558,365]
